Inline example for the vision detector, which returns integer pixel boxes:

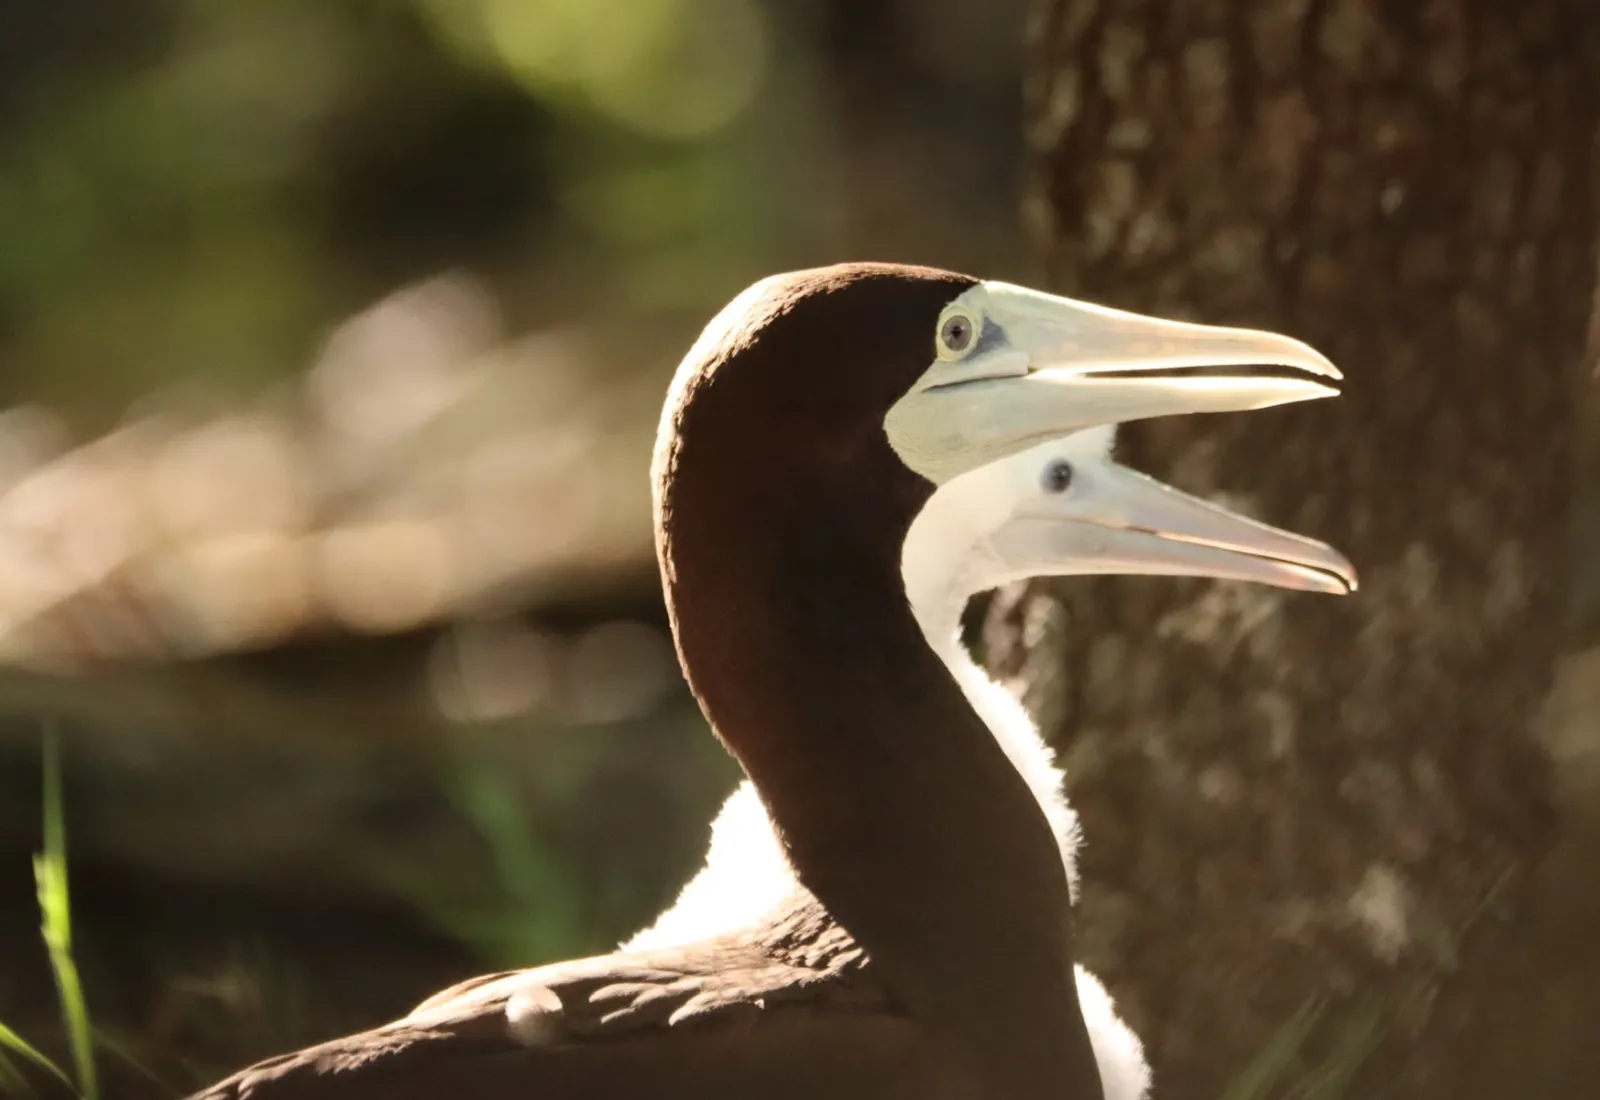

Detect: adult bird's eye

[940,314,974,354]
[1041,459,1074,493]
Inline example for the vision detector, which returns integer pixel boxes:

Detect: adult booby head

[188,263,1349,1100]
[881,278,1341,483]
[661,267,1339,513]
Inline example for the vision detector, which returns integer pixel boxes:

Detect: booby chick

[629,427,1355,1100]
[187,264,1353,1100]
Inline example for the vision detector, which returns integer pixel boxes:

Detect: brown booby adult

[188,264,1351,1100]
[629,427,1357,1100]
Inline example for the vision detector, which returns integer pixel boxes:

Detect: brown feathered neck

[652,262,1103,1098]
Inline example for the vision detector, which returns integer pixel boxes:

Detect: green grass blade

[34,731,97,1100]
[438,748,586,966]
[0,1044,39,1099]
[1216,994,1327,1100]
[1293,998,1386,1100]
[0,1021,70,1094]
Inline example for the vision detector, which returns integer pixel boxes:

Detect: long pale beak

[992,458,1357,595]
[886,282,1341,485]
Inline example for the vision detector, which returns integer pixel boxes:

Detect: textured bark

[1008,2,1600,1096]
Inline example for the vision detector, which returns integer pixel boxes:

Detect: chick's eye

[940,314,974,354]
[1041,459,1074,493]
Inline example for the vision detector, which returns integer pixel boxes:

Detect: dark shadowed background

[0,1,1596,1097]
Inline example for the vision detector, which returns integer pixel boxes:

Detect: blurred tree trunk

[1003,2,1600,1097]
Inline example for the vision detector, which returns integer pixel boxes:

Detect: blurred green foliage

[418,0,770,138]
[0,0,828,419]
